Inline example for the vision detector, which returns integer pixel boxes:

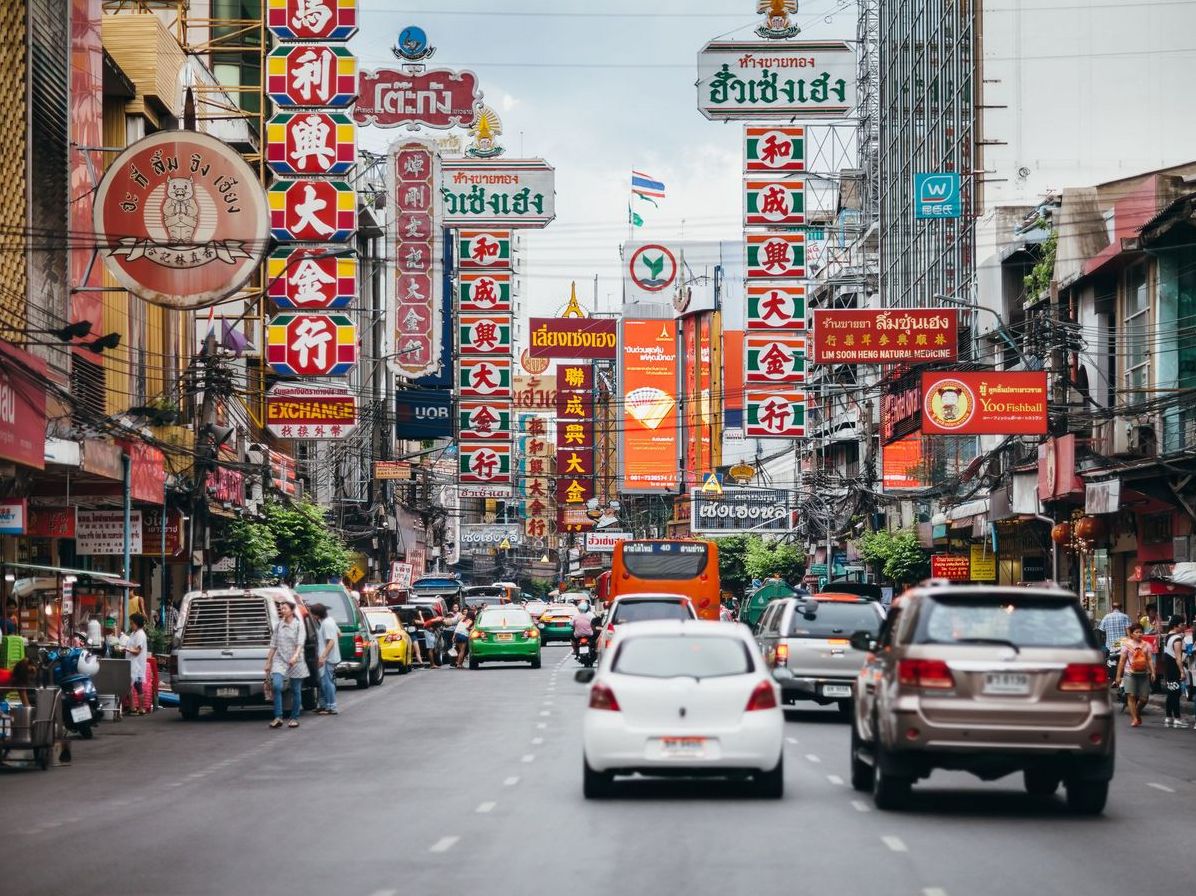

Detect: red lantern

[1075,515,1105,541]
[1051,522,1072,545]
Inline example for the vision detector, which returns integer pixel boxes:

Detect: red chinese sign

[266,0,358,41]
[458,442,512,484]
[267,246,356,310]
[266,383,359,439]
[930,554,971,581]
[393,140,442,378]
[265,111,356,176]
[265,313,358,377]
[556,364,595,513]
[26,507,76,538]
[921,371,1048,436]
[353,68,482,129]
[92,131,269,310]
[268,178,356,242]
[747,282,806,330]
[811,309,958,364]
[116,438,166,504]
[265,44,358,109]
[460,271,512,313]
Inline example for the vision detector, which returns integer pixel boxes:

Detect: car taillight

[525,628,539,639]
[1059,663,1108,692]
[589,683,620,711]
[745,680,778,711]
[354,634,364,657]
[897,658,955,689]
[470,630,484,640]
[775,643,789,665]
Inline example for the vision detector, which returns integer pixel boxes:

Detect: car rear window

[308,589,355,626]
[788,601,880,638]
[915,597,1094,649]
[364,611,396,629]
[479,610,532,628]
[544,604,578,617]
[613,636,752,678]
[612,600,691,624]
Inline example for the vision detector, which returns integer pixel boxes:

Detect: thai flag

[631,171,666,199]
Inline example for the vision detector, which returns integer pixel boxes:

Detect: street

[2,645,1192,896]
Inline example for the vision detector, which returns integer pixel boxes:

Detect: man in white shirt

[311,603,341,715]
[125,613,149,715]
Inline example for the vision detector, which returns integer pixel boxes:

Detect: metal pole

[160,478,168,623]
[122,452,132,626]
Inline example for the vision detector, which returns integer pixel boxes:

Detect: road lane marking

[536,722,547,729]
[881,835,908,853]
[1147,782,1176,793]
[429,836,459,853]
[826,774,844,786]
[476,802,496,814]
[367,890,398,896]
[504,776,520,787]
[539,710,551,716]
[531,737,544,745]
[851,800,871,812]
[804,754,821,763]
[923,889,948,896]
[786,737,799,745]
[521,753,536,763]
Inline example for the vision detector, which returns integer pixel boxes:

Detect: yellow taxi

[362,607,414,674]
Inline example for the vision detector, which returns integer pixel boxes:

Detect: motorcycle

[1106,649,1127,708]
[575,635,597,667]
[40,643,102,739]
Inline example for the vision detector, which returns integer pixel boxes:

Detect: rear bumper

[379,642,409,664]
[539,625,574,642]
[334,660,367,678]
[583,710,783,774]
[472,640,540,660]
[172,680,268,699]
[782,675,855,705]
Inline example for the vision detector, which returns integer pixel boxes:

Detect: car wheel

[850,723,874,792]
[1024,769,1059,797]
[179,695,201,721]
[872,746,912,811]
[356,670,370,689]
[583,759,613,799]
[371,659,385,686]
[836,699,853,719]
[1064,779,1109,815]
[531,656,542,669]
[752,756,784,799]
[397,661,411,675]
[469,656,479,670]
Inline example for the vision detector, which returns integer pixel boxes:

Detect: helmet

[76,651,100,677]
[578,601,590,613]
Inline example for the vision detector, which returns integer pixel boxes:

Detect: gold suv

[849,582,1114,814]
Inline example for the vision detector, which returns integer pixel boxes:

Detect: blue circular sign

[397,26,429,60]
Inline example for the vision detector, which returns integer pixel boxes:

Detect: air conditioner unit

[1111,420,1156,457]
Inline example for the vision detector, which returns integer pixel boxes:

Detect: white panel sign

[76,510,143,555]
[584,531,631,553]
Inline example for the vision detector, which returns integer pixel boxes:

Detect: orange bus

[610,539,721,620]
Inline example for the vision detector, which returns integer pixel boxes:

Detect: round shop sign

[93,131,268,310]
[923,378,976,431]
[628,244,677,292]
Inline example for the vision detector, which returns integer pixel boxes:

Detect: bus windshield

[621,542,709,579]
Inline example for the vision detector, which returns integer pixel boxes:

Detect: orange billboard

[621,319,679,493]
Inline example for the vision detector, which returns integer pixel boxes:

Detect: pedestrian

[125,613,149,715]
[2,598,18,635]
[264,596,308,729]
[1097,602,1130,656]
[453,608,475,669]
[1140,603,1160,634]
[1161,616,1187,728]
[309,603,340,716]
[161,600,180,633]
[1115,623,1155,728]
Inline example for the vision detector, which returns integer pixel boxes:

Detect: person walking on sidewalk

[125,613,149,715]
[309,603,341,716]
[1162,616,1188,728]
[1098,603,1130,657]
[1115,623,1155,728]
[265,596,308,729]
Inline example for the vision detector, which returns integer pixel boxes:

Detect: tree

[262,499,353,581]
[225,516,277,583]
[854,528,929,588]
[713,535,752,594]
[744,537,807,584]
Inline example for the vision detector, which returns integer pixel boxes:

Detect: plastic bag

[263,676,274,701]
[448,647,458,659]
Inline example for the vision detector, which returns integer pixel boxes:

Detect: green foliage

[1023,227,1057,301]
[145,623,172,656]
[744,537,807,584]
[854,528,929,587]
[227,516,278,579]
[713,535,752,594]
[262,499,353,580]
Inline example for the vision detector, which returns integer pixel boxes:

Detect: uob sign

[396,389,452,438]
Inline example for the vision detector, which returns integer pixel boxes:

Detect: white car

[596,592,698,657]
[578,620,785,799]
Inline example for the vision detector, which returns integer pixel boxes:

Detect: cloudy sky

[355,0,859,320]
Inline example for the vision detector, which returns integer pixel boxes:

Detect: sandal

[269,719,283,729]
[288,720,300,728]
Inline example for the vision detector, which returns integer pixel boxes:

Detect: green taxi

[536,602,579,643]
[468,607,541,669]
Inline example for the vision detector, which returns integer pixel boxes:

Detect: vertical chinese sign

[392,141,443,379]
[556,364,595,532]
[517,412,555,547]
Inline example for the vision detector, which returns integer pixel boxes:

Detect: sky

[355,0,860,322]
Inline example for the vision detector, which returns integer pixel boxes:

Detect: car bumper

[172,681,268,700]
[539,624,574,642]
[472,639,540,660]
[334,660,366,678]
[782,675,856,704]
[583,710,783,774]
[379,642,409,665]
[888,706,1116,756]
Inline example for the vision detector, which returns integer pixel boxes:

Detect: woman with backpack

[1115,623,1155,728]
[1161,617,1188,728]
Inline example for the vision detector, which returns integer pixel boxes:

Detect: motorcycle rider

[572,601,595,658]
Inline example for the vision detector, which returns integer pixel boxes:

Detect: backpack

[1129,643,1150,674]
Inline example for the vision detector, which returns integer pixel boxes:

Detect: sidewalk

[1112,694,1196,785]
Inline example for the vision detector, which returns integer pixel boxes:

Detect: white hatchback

[578,620,785,798]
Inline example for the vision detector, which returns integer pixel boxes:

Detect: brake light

[354,634,364,657]
[589,683,620,711]
[470,629,485,641]
[745,680,778,711]
[525,628,539,639]
[71,684,86,701]
[1059,663,1108,692]
[775,643,789,665]
[897,658,955,689]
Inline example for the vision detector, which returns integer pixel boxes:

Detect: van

[294,583,384,689]
[171,587,318,720]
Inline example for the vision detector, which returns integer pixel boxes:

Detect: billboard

[621,319,679,492]
[921,372,1048,436]
[697,41,856,120]
[882,436,927,490]
[395,389,453,438]
[744,126,805,172]
[811,309,958,364]
[930,554,971,581]
[746,232,805,279]
[745,390,807,438]
[265,384,358,439]
[691,488,794,535]
[392,140,443,378]
[528,318,618,360]
[441,159,556,229]
[747,282,806,330]
[915,172,962,219]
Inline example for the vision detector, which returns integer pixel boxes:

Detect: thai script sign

[459,271,512,312]
[441,160,555,228]
[621,319,679,493]
[528,318,618,360]
[268,178,357,242]
[744,178,805,227]
[513,375,556,411]
[353,67,482,129]
[460,523,523,548]
[746,282,806,330]
[266,44,358,108]
[392,140,443,378]
[265,111,356,176]
[265,313,358,376]
[373,461,412,481]
[266,0,358,41]
[921,372,1048,436]
[92,131,269,310]
[745,334,807,384]
[746,232,805,279]
[745,390,807,438]
[267,246,356,309]
[265,383,358,439]
[585,531,631,553]
[460,485,514,500]
[930,554,971,582]
[697,40,856,120]
[690,488,794,535]
[811,309,958,363]
[76,510,142,555]
[745,126,805,172]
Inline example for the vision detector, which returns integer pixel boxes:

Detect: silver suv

[755,594,886,715]
[849,582,1114,814]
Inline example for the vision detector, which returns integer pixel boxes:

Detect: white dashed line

[804,753,821,764]
[851,800,871,812]
[536,722,548,730]
[367,890,398,896]
[539,710,551,717]
[531,737,544,745]
[429,836,459,853]
[521,753,536,763]
[923,889,948,896]
[786,737,799,745]
[476,802,496,814]
[881,835,908,853]
[826,774,844,786]
[504,776,520,787]
[1147,782,1176,793]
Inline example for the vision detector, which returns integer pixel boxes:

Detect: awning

[2,561,124,580]
[1138,580,1194,597]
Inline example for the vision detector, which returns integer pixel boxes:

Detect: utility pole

[192,333,219,592]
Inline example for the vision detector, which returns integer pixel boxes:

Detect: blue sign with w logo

[914,172,961,219]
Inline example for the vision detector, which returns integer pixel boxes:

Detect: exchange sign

[458,443,513,484]
[745,390,807,438]
[266,44,358,109]
[265,383,358,439]
[747,282,806,330]
[745,334,807,384]
[266,0,358,40]
[267,246,356,309]
[459,314,513,355]
[268,179,357,242]
[811,309,958,364]
[458,357,513,398]
[441,159,556,229]
[528,318,618,360]
[457,230,512,269]
[265,312,358,376]
[458,401,512,440]
[459,271,512,312]
[697,40,857,120]
[744,178,805,227]
[745,126,805,172]
[690,488,795,535]
[746,232,805,279]
[921,371,1048,436]
[265,112,356,176]
[353,68,482,129]
[92,130,269,310]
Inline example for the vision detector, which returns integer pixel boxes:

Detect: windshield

[620,542,708,579]
[464,586,503,598]
[479,609,532,628]
[916,597,1094,649]
[612,600,692,624]
[613,635,753,678]
[543,604,577,617]
[364,611,397,630]
[788,602,880,638]
[305,589,354,625]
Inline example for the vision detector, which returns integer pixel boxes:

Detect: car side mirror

[574,668,596,684]
[849,630,877,653]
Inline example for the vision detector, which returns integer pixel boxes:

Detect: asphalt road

[3,644,1194,896]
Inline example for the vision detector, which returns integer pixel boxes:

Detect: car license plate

[215,687,242,698]
[660,737,707,758]
[983,673,1030,695]
[70,705,92,724]
[822,684,852,698]
[497,633,514,641]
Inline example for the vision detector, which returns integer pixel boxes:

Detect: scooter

[40,644,102,739]
[1106,649,1127,709]
[575,635,597,667]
